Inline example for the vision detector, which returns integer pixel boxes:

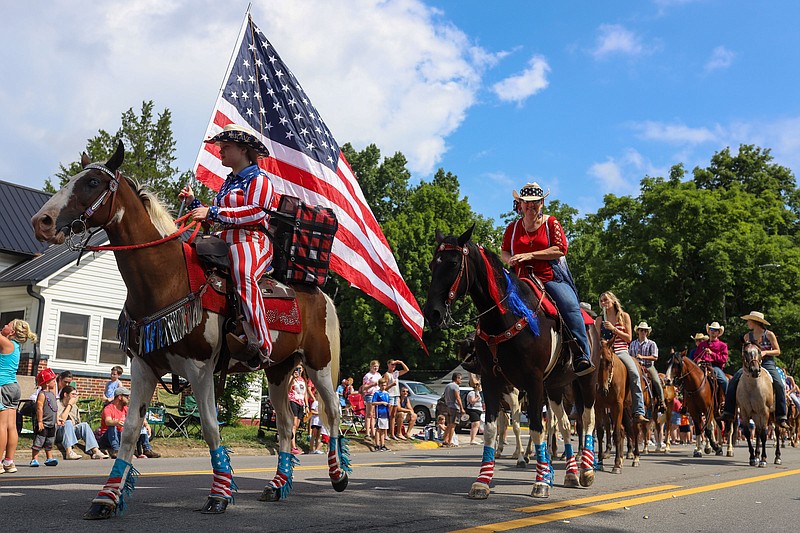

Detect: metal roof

[0,231,109,286]
[0,180,52,256]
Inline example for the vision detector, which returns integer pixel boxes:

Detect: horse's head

[32,141,125,244]
[597,338,615,395]
[664,349,685,386]
[423,225,475,329]
[742,343,763,378]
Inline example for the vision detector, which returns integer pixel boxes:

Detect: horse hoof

[704,446,712,454]
[611,467,622,474]
[625,452,634,460]
[632,458,640,467]
[749,458,758,466]
[531,482,550,498]
[693,451,702,458]
[516,460,527,469]
[468,482,491,500]
[523,455,530,464]
[200,497,228,514]
[331,474,349,493]
[83,502,115,520]
[715,449,723,456]
[579,469,595,487]
[258,486,281,502]
[758,460,767,468]
[775,458,782,465]
[564,473,579,488]
[726,450,734,457]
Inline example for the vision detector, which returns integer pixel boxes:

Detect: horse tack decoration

[31,142,350,519]
[424,226,599,500]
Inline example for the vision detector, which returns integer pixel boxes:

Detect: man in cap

[687,333,708,361]
[629,321,665,410]
[96,386,131,458]
[722,311,789,428]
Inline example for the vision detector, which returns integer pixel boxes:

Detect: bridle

[742,343,762,377]
[599,342,615,393]
[66,163,121,250]
[670,352,708,396]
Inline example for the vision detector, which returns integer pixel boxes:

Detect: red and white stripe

[95,476,123,504]
[210,470,233,499]
[476,461,494,485]
[194,98,425,350]
[566,454,578,476]
[327,449,344,482]
[580,448,595,471]
[535,460,550,483]
[269,471,289,490]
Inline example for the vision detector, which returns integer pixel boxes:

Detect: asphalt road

[1,437,798,532]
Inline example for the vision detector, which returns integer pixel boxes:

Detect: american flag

[194,15,426,349]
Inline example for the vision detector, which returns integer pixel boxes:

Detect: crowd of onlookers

[1,321,162,476]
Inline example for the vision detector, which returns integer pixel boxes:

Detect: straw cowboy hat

[690,333,708,341]
[740,311,770,326]
[204,124,270,158]
[635,321,652,332]
[706,321,725,335]
[512,182,550,202]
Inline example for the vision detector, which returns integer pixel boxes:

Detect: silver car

[398,380,439,426]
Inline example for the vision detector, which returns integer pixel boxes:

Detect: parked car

[398,380,440,426]
[435,386,485,434]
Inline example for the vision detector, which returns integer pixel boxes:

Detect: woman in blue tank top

[1,319,39,474]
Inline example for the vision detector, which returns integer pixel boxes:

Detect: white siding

[0,252,21,272]
[241,379,263,418]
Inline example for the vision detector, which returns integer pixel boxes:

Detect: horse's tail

[323,290,341,389]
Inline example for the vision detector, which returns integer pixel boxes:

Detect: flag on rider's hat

[193,14,425,351]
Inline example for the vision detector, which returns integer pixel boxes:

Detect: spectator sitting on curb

[96,386,130,458]
[56,386,108,460]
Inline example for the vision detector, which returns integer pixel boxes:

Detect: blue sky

[2,0,799,222]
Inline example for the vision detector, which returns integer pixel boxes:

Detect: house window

[99,317,126,365]
[0,310,25,326]
[56,312,89,361]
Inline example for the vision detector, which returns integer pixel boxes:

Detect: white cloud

[704,45,736,72]
[587,148,658,196]
[591,24,646,59]
[491,55,550,104]
[632,121,720,144]
[0,0,492,188]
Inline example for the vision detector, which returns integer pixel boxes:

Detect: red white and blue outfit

[189,163,274,353]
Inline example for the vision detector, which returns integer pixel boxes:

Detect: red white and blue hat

[512,182,550,202]
[204,124,270,158]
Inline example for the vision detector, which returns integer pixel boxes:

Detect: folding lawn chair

[341,393,366,436]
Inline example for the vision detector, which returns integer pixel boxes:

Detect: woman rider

[500,182,594,376]
[722,311,789,428]
[180,124,274,370]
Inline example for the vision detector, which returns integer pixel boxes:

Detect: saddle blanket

[183,243,301,333]
[519,277,594,326]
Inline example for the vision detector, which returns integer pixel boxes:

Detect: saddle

[697,362,725,417]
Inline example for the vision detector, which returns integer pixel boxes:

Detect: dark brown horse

[665,351,732,457]
[31,143,348,519]
[424,227,598,499]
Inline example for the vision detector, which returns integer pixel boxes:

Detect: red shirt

[99,402,128,436]
[502,216,568,282]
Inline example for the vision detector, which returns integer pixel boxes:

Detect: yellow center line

[513,484,682,513]
[452,468,800,533]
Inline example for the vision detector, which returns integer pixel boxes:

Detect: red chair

[341,393,366,436]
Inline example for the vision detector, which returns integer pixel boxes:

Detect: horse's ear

[105,140,125,172]
[80,152,90,168]
[435,230,445,244]
[457,224,475,247]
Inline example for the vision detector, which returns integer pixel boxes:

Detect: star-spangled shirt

[225,23,340,172]
[189,163,271,226]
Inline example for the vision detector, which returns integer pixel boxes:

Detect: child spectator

[395,386,417,439]
[372,378,391,451]
[103,366,124,404]
[31,368,59,467]
[136,418,161,459]
[308,399,324,454]
[361,360,381,440]
[670,397,682,445]
[679,413,692,444]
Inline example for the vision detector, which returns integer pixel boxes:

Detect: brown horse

[424,227,599,499]
[737,343,781,466]
[595,339,630,474]
[31,143,348,519]
[660,383,677,453]
[664,351,732,457]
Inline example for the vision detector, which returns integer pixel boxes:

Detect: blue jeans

[709,366,728,394]
[137,432,153,454]
[57,420,100,451]
[615,350,646,417]
[544,279,591,360]
[725,358,786,419]
[97,426,121,451]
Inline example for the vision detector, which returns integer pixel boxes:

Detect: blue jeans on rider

[709,365,728,394]
[543,279,591,361]
[725,357,787,419]
[614,350,646,417]
[97,426,121,452]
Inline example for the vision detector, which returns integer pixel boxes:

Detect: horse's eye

[88,177,101,188]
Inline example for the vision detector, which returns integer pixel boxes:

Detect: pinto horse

[664,351,732,458]
[31,143,349,519]
[424,227,598,499]
[737,343,781,466]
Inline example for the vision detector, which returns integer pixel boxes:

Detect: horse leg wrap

[209,446,237,502]
[581,434,595,471]
[92,458,139,515]
[564,443,578,476]
[267,451,299,500]
[327,436,352,483]
[476,446,496,485]
[535,443,553,486]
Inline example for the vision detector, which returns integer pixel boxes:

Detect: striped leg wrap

[476,446,495,485]
[564,443,578,476]
[268,451,299,500]
[210,446,237,501]
[327,436,351,482]
[535,443,553,486]
[92,458,139,515]
[581,434,595,471]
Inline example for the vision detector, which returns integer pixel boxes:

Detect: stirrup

[573,357,595,377]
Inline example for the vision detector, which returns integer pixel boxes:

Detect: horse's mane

[127,178,178,236]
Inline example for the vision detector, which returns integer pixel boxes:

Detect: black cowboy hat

[204,124,270,158]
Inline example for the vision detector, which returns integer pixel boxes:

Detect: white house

[0,179,261,416]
